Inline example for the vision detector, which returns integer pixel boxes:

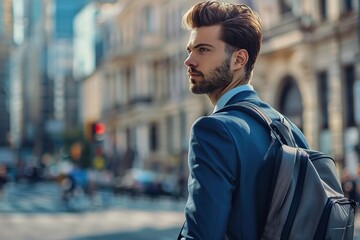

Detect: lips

[188,72,201,77]
[187,69,202,77]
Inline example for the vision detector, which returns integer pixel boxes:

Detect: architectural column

[328,37,344,162]
[299,58,318,149]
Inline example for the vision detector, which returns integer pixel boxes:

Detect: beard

[189,58,233,94]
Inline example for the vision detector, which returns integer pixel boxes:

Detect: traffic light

[92,122,106,141]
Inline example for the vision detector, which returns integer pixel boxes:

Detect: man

[179,1,309,239]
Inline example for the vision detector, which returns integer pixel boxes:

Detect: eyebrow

[186,43,215,51]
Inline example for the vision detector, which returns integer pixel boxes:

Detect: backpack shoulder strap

[217,101,297,147]
[217,101,272,128]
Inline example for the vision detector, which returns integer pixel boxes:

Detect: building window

[143,5,154,33]
[180,110,187,150]
[125,67,131,104]
[279,0,292,15]
[279,76,303,129]
[149,122,158,151]
[319,0,327,20]
[166,115,174,153]
[151,60,159,100]
[344,0,354,12]
[344,65,355,127]
[164,57,171,99]
[317,71,329,129]
[125,127,135,168]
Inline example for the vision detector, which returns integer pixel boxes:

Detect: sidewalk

[0,204,184,240]
[356,212,360,239]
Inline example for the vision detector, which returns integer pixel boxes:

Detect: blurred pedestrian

[60,164,87,198]
[354,165,360,203]
[0,164,8,199]
[178,1,309,239]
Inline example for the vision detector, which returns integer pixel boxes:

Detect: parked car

[113,168,178,198]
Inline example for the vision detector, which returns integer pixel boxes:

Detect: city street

[1,181,360,240]
[0,181,185,240]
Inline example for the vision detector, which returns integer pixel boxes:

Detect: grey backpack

[223,102,358,240]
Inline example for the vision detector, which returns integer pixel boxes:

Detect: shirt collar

[213,84,254,113]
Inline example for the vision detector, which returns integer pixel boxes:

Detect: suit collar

[225,90,260,106]
[213,85,254,113]
[213,90,260,114]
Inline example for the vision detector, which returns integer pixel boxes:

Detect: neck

[208,76,249,106]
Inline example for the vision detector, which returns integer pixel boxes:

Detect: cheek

[204,60,223,72]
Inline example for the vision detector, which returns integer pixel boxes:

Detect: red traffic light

[94,123,105,135]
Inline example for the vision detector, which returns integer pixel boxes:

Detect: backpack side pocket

[314,197,357,240]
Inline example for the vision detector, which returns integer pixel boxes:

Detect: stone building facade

[253,0,360,172]
[82,0,360,175]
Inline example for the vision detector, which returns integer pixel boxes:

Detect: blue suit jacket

[180,90,308,240]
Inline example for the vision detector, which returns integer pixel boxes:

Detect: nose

[184,53,196,68]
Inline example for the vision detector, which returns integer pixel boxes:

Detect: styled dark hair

[182,1,262,81]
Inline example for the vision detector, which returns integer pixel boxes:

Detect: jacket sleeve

[182,116,238,240]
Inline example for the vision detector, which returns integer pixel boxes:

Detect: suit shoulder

[192,115,224,128]
[192,113,250,133]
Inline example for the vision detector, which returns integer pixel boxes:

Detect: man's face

[185,25,233,94]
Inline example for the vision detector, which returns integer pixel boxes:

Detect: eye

[198,47,209,53]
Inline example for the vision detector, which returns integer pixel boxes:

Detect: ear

[232,49,248,71]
